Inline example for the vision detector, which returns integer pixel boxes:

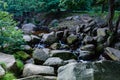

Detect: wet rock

[104,47,120,61]
[63,30,69,38]
[31,35,40,43]
[79,50,95,60]
[64,59,77,65]
[97,28,108,37]
[50,43,61,50]
[0,65,5,78]
[17,75,56,80]
[73,16,80,20]
[114,42,120,50]
[81,44,95,51]
[56,31,64,39]
[42,32,57,44]
[21,45,32,51]
[23,35,40,44]
[22,23,36,34]
[50,50,77,60]
[23,35,32,42]
[58,61,120,80]
[23,64,55,77]
[83,35,94,44]
[33,49,50,64]
[76,24,85,33]
[20,76,57,80]
[49,19,59,27]
[81,15,93,23]
[67,34,77,44]
[65,16,73,20]
[0,52,16,70]
[43,57,63,67]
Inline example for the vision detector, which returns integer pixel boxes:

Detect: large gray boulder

[0,65,5,78]
[23,64,55,77]
[104,47,120,61]
[22,23,36,34]
[0,52,16,70]
[50,50,77,60]
[33,49,50,64]
[58,61,120,80]
[17,75,56,80]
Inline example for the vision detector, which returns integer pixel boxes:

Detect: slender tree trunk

[108,0,115,32]
[101,4,105,13]
[114,15,120,35]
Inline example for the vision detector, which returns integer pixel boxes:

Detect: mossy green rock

[67,34,77,44]
[14,51,30,60]
[58,61,120,80]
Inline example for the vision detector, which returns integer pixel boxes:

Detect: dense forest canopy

[0,0,120,17]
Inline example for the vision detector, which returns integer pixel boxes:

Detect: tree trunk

[114,15,120,35]
[108,0,115,32]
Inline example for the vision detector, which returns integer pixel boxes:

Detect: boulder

[0,52,16,70]
[23,35,32,42]
[79,50,95,60]
[97,28,108,37]
[49,19,59,27]
[80,44,95,51]
[83,35,94,44]
[43,57,63,67]
[0,65,5,78]
[33,49,50,64]
[50,50,77,60]
[58,61,120,80]
[17,75,56,80]
[50,43,61,50]
[42,32,57,44]
[104,47,120,61]
[56,31,64,39]
[22,23,36,34]
[67,34,77,44]
[23,64,55,77]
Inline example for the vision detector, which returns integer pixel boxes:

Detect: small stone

[97,28,108,37]
[67,34,77,44]
[50,43,61,50]
[33,49,50,64]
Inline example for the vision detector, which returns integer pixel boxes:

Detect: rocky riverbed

[0,15,120,80]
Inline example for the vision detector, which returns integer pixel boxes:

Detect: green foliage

[16,59,24,71]
[59,0,93,11]
[2,0,60,16]
[14,51,30,60]
[0,11,25,54]
[0,72,16,80]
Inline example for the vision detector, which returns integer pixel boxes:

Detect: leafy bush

[0,72,16,80]
[0,11,25,54]
[59,0,93,11]
[2,0,60,17]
